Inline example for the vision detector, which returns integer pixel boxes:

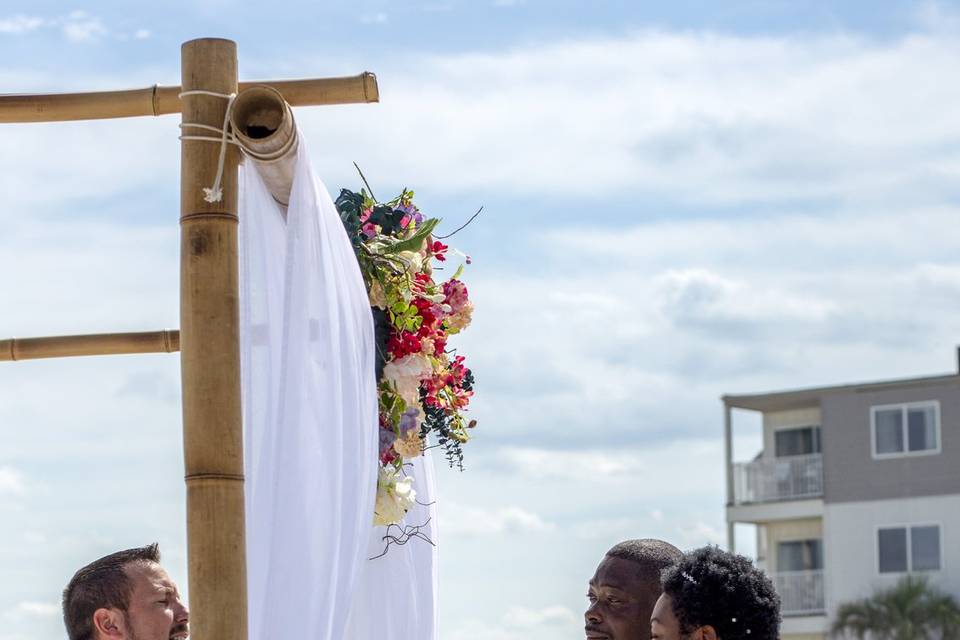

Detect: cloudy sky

[3,1,960,639]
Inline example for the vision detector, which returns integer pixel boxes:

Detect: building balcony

[773,570,825,616]
[733,453,823,505]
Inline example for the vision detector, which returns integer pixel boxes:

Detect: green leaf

[382,218,440,254]
[451,264,465,281]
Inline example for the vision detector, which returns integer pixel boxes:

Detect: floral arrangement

[336,185,476,528]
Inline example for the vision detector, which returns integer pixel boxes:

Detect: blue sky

[3,2,960,639]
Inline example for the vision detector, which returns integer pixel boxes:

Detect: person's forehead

[591,555,652,589]
[650,593,673,620]
[126,562,176,592]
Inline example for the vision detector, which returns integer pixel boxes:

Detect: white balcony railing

[773,570,825,615]
[733,453,823,504]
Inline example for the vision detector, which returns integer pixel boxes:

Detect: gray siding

[821,380,960,503]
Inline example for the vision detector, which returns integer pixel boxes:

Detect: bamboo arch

[0,37,379,640]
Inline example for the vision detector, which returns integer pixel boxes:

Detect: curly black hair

[661,546,780,640]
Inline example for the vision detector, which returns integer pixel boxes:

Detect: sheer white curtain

[345,452,439,638]
[239,136,438,639]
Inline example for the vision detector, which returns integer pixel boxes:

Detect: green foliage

[382,218,439,254]
[832,575,960,640]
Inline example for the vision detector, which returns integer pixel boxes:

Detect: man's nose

[585,601,602,623]
[174,599,189,623]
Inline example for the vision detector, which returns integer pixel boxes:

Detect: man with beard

[63,543,190,640]
[586,538,682,640]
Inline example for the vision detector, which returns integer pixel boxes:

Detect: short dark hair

[606,538,683,586]
[62,543,162,640]
[661,545,780,640]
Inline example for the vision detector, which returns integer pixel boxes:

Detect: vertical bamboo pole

[179,38,247,640]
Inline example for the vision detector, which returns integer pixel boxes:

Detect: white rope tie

[179,89,238,203]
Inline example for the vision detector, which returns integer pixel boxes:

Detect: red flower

[430,240,448,262]
[387,329,423,358]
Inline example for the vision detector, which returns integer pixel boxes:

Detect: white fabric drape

[240,140,377,639]
[239,136,439,639]
[345,452,439,639]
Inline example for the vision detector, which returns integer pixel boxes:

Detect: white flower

[396,250,423,272]
[374,466,416,526]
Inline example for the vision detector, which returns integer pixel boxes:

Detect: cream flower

[383,354,432,408]
[446,300,474,333]
[396,250,423,272]
[373,466,416,526]
[420,337,435,356]
[393,431,422,459]
[368,279,387,309]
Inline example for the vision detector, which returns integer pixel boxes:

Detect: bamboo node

[185,473,245,482]
[151,84,160,117]
[180,211,239,224]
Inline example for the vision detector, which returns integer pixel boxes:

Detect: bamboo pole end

[181,37,237,52]
[0,339,15,362]
[362,71,380,103]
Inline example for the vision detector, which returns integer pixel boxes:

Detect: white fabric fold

[240,138,378,640]
[345,452,439,639]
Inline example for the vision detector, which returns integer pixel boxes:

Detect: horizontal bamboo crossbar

[0,330,180,361]
[0,73,379,123]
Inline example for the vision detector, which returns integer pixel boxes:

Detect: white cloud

[442,502,555,535]
[914,1,960,33]
[0,467,25,496]
[491,441,726,500]
[14,601,58,617]
[503,605,578,628]
[674,521,725,549]
[0,11,123,43]
[0,15,45,34]
[498,448,638,479]
[300,29,960,208]
[451,605,578,640]
[62,16,107,43]
[134,28,151,39]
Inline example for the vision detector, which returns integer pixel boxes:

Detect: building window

[878,525,941,573]
[775,426,822,457]
[777,539,823,572]
[871,402,940,458]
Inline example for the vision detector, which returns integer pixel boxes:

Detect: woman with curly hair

[650,546,781,640]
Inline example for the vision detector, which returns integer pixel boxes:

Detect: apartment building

[723,369,960,640]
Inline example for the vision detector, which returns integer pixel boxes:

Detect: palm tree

[832,575,960,640]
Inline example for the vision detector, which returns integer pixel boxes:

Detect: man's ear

[694,625,718,640]
[92,607,126,638]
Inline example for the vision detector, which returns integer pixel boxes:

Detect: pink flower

[443,279,469,313]
[362,222,378,239]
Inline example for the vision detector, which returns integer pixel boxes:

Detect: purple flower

[399,407,421,436]
[379,427,397,455]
